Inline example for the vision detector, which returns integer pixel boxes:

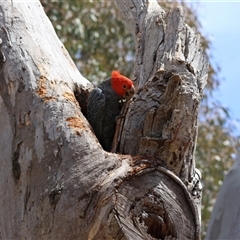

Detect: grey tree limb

[205,151,240,240]
[0,1,207,239]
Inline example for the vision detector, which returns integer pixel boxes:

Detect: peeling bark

[114,1,208,181]
[0,1,207,239]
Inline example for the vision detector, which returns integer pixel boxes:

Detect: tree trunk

[0,1,208,240]
[205,151,240,240]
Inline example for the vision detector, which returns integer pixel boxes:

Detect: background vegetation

[40,0,240,237]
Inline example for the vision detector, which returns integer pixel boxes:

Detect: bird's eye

[123,85,127,89]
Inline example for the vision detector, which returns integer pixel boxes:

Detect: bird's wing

[87,87,106,140]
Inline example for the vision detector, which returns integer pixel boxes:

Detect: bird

[87,70,135,151]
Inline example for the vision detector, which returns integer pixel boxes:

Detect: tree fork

[113,0,208,238]
[0,1,207,239]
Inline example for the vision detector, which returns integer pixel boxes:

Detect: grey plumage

[87,79,122,151]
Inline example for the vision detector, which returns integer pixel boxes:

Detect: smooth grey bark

[205,151,240,240]
[0,1,207,239]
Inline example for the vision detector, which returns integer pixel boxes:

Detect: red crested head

[111,70,135,98]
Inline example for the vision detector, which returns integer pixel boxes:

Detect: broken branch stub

[111,2,208,238]
[115,1,208,183]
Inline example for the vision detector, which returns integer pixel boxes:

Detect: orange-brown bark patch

[43,96,57,102]
[36,75,47,97]
[66,117,85,129]
[36,76,57,102]
[63,92,78,105]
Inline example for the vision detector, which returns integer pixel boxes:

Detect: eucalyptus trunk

[0,1,208,239]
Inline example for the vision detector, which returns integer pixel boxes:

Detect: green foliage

[40,0,239,238]
[41,0,134,84]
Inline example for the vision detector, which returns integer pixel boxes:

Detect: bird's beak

[125,85,135,100]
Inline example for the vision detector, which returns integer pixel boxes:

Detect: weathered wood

[113,0,207,238]
[114,166,199,239]
[0,1,207,239]
[114,0,208,183]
